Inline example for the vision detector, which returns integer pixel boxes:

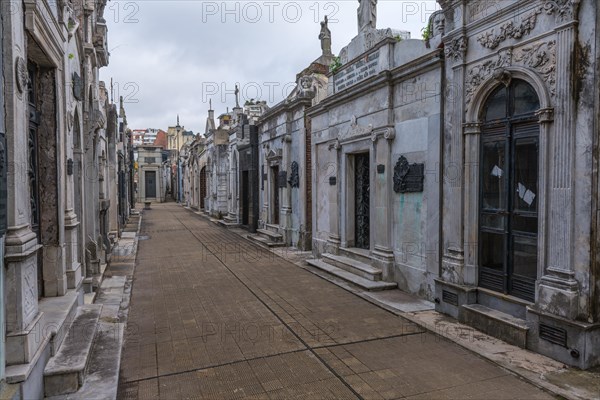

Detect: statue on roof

[319,16,332,56]
[358,0,377,33]
[235,84,240,108]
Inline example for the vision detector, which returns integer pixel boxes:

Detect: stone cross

[358,0,377,33]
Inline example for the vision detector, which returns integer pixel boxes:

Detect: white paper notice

[517,182,536,206]
[491,165,503,178]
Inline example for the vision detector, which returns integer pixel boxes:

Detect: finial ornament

[235,84,240,108]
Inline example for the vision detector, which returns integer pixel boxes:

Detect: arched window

[479,79,540,302]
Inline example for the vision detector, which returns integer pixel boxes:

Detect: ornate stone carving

[465,49,513,104]
[465,39,557,107]
[72,72,83,101]
[514,40,556,96]
[371,127,395,142]
[288,161,300,188]
[463,122,482,135]
[543,0,580,23]
[393,156,424,193]
[444,36,468,62]
[24,261,37,320]
[536,108,555,123]
[328,139,341,151]
[477,8,542,49]
[297,75,316,99]
[340,115,373,141]
[15,56,27,94]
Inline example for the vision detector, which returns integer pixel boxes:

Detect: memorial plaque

[329,177,337,186]
[334,50,381,93]
[377,164,385,174]
[393,156,424,193]
[278,171,287,188]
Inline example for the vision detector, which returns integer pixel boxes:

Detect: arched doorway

[478,79,540,302]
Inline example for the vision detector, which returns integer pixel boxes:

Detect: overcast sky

[100,0,440,133]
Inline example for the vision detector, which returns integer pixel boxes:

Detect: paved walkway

[118,203,553,399]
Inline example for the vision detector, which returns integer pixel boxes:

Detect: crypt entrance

[478,79,540,302]
[354,153,370,250]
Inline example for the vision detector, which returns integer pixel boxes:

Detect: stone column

[3,2,43,363]
[281,134,292,241]
[370,128,396,274]
[537,18,579,319]
[462,122,481,285]
[441,38,468,285]
[326,139,341,254]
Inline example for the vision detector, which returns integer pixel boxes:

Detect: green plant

[395,35,403,42]
[68,53,74,60]
[421,24,432,42]
[329,56,342,74]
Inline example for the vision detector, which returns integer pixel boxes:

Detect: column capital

[536,107,555,124]
[463,122,482,135]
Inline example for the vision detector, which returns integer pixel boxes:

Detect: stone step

[338,247,372,265]
[43,304,103,397]
[46,322,125,400]
[247,234,286,249]
[217,220,240,229]
[306,259,397,292]
[265,223,281,233]
[461,304,531,348]
[322,253,382,281]
[256,228,283,242]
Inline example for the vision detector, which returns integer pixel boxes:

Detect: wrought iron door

[145,171,156,198]
[200,167,206,209]
[27,63,43,298]
[355,153,370,249]
[479,80,539,302]
[272,166,279,225]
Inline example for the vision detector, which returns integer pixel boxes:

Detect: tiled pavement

[118,203,554,399]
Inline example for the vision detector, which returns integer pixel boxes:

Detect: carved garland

[477,8,542,49]
[477,1,580,50]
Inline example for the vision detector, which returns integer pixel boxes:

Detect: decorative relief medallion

[445,36,468,62]
[15,56,28,94]
[477,8,542,49]
[288,161,300,188]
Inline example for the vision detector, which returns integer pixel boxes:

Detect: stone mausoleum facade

[177,0,600,370]
[307,0,600,369]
